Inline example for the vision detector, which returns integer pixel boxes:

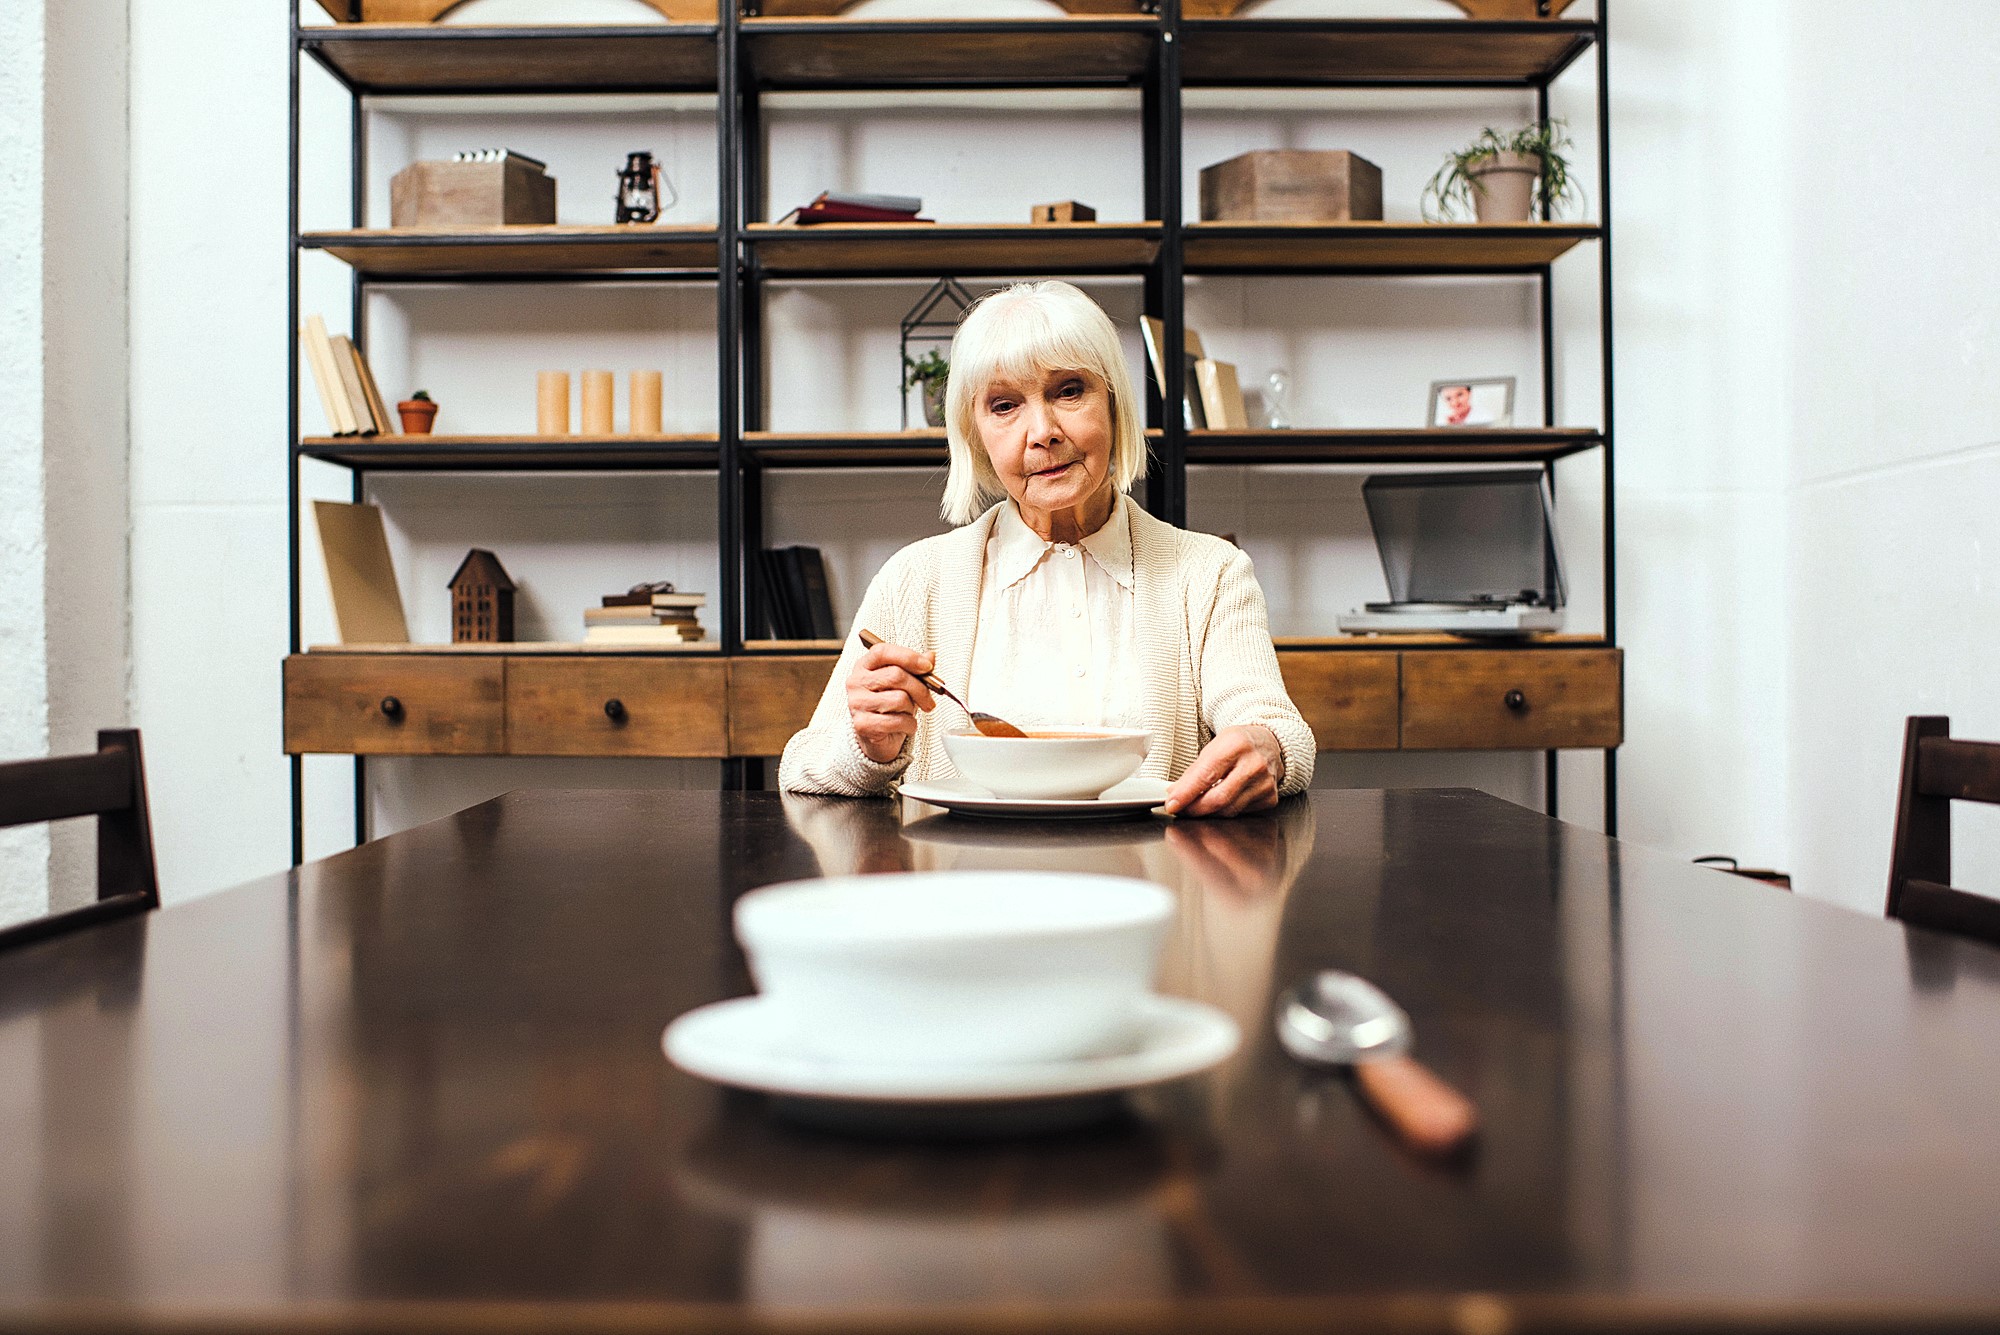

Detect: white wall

[100,0,2000,907]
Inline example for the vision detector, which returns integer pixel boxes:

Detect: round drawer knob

[379,696,403,720]
[1504,689,1527,713]
[604,698,627,722]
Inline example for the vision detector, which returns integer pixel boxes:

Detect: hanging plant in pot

[903,350,950,430]
[1422,120,1579,224]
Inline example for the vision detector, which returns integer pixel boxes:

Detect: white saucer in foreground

[664,994,1238,1102]
[898,775,1171,821]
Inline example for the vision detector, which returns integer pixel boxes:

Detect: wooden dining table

[3,786,1999,1334]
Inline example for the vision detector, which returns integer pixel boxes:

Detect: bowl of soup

[942,727,1151,801]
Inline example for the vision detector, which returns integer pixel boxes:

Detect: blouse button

[1073,665,1086,677]
[1061,547,1077,559]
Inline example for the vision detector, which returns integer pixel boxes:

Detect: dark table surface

[2,787,1999,1334]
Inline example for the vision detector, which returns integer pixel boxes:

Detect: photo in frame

[1427,377,1515,428]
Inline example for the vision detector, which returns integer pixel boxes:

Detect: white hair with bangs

[939,281,1146,526]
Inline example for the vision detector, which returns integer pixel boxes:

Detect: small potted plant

[397,389,438,435]
[1422,120,1579,224]
[902,350,950,429]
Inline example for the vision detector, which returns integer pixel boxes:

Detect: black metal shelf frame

[286,1,1618,857]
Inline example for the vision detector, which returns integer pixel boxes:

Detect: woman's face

[972,365,1116,525]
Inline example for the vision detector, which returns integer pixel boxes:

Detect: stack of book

[774,191,931,226]
[583,588,708,645]
[753,546,837,641]
[301,314,393,436]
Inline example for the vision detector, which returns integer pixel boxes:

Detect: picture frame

[1427,377,1515,429]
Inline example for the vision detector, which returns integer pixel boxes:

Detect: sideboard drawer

[729,656,838,757]
[1276,651,1400,752]
[284,655,505,755]
[505,657,728,757]
[1400,649,1623,751]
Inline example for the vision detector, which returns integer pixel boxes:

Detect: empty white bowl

[942,726,1152,801]
[734,871,1175,1067]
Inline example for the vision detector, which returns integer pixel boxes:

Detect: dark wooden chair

[1887,716,2000,946]
[0,729,160,949]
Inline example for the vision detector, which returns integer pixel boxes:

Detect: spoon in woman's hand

[857,629,1027,738]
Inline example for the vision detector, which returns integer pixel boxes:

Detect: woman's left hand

[1164,724,1285,818]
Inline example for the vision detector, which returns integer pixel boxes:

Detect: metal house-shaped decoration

[899,276,978,430]
[448,548,516,643]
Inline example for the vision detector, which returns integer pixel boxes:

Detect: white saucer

[663,993,1239,1103]
[898,775,1171,821]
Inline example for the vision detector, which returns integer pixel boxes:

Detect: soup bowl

[734,870,1174,1066]
[942,726,1152,801]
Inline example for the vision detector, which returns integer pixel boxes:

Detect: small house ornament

[448,549,516,643]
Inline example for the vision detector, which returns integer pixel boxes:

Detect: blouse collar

[993,490,1134,593]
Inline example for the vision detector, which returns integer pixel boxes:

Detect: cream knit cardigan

[778,501,1316,798]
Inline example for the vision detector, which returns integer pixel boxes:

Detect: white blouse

[966,493,1145,731]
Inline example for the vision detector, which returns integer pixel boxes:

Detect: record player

[1336,468,1566,637]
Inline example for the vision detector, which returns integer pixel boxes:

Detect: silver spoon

[857,628,1027,738]
[1276,970,1479,1158]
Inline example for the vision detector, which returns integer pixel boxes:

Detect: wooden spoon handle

[856,629,964,711]
[1352,1054,1480,1158]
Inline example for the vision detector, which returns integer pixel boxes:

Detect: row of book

[753,546,838,641]
[773,190,931,226]
[583,588,707,644]
[301,315,395,436]
[1140,316,1251,430]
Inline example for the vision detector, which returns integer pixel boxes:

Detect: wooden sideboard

[285,641,1621,758]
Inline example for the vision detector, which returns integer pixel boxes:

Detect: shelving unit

[284,1,1619,861]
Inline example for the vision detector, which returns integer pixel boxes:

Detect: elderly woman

[779,281,1314,817]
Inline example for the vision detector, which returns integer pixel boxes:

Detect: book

[584,623,707,644]
[351,341,394,435]
[312,500,409,643]
[584,605,661,625]
[777,192,932,226]
[1139,316,1207,429]
[302,315,357,435]
[790,546,838,640]
[758,549,802,638]
[821,190,922,214]
[1195,358,1250,430]
[649,592,707,610]
[450,147,548,172]
[330,335,383,435]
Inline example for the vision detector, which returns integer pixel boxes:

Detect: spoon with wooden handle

[857,629,1027,738]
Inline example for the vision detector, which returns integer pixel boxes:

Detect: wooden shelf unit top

[744,222,1162,276]
[301,226,719,278]
[1183,221,1598,273]
[1180,18,1596,87]
[1185,427,1602,466]
[740,16,1157,89]
[299,434,720,471]
[299,24,718,94]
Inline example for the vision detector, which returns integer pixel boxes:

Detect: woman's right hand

[846,638,937,764]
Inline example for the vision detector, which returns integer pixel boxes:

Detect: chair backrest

[0,728,160,949]
[1886,716,2000,946]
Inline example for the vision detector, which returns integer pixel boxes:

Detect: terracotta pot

[920,380,947,429]
[397,399,439,434]
[1469,150,1541,223]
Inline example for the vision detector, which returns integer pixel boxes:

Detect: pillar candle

[630,371,663,434]
[536,371,570,435]
[581,370,615,434]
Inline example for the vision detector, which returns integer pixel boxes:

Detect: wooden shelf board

[1185,427,1601,465]
[743,430,948,467]
[744,223,1161,276]
[300,434,719,470]
[307,642,719,655]
[742,640,845,652]
[1276,634,1610,649]
[302,226,719,277]
[741,17,1156,88]
[300,25,718,94]
[1183,221,1597,272]
[1181,19,1595,87]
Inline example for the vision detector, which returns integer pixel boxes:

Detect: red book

[780,194,933,226]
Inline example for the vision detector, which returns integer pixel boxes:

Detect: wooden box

[1198,150,1383,223]
[390,160,556,229]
